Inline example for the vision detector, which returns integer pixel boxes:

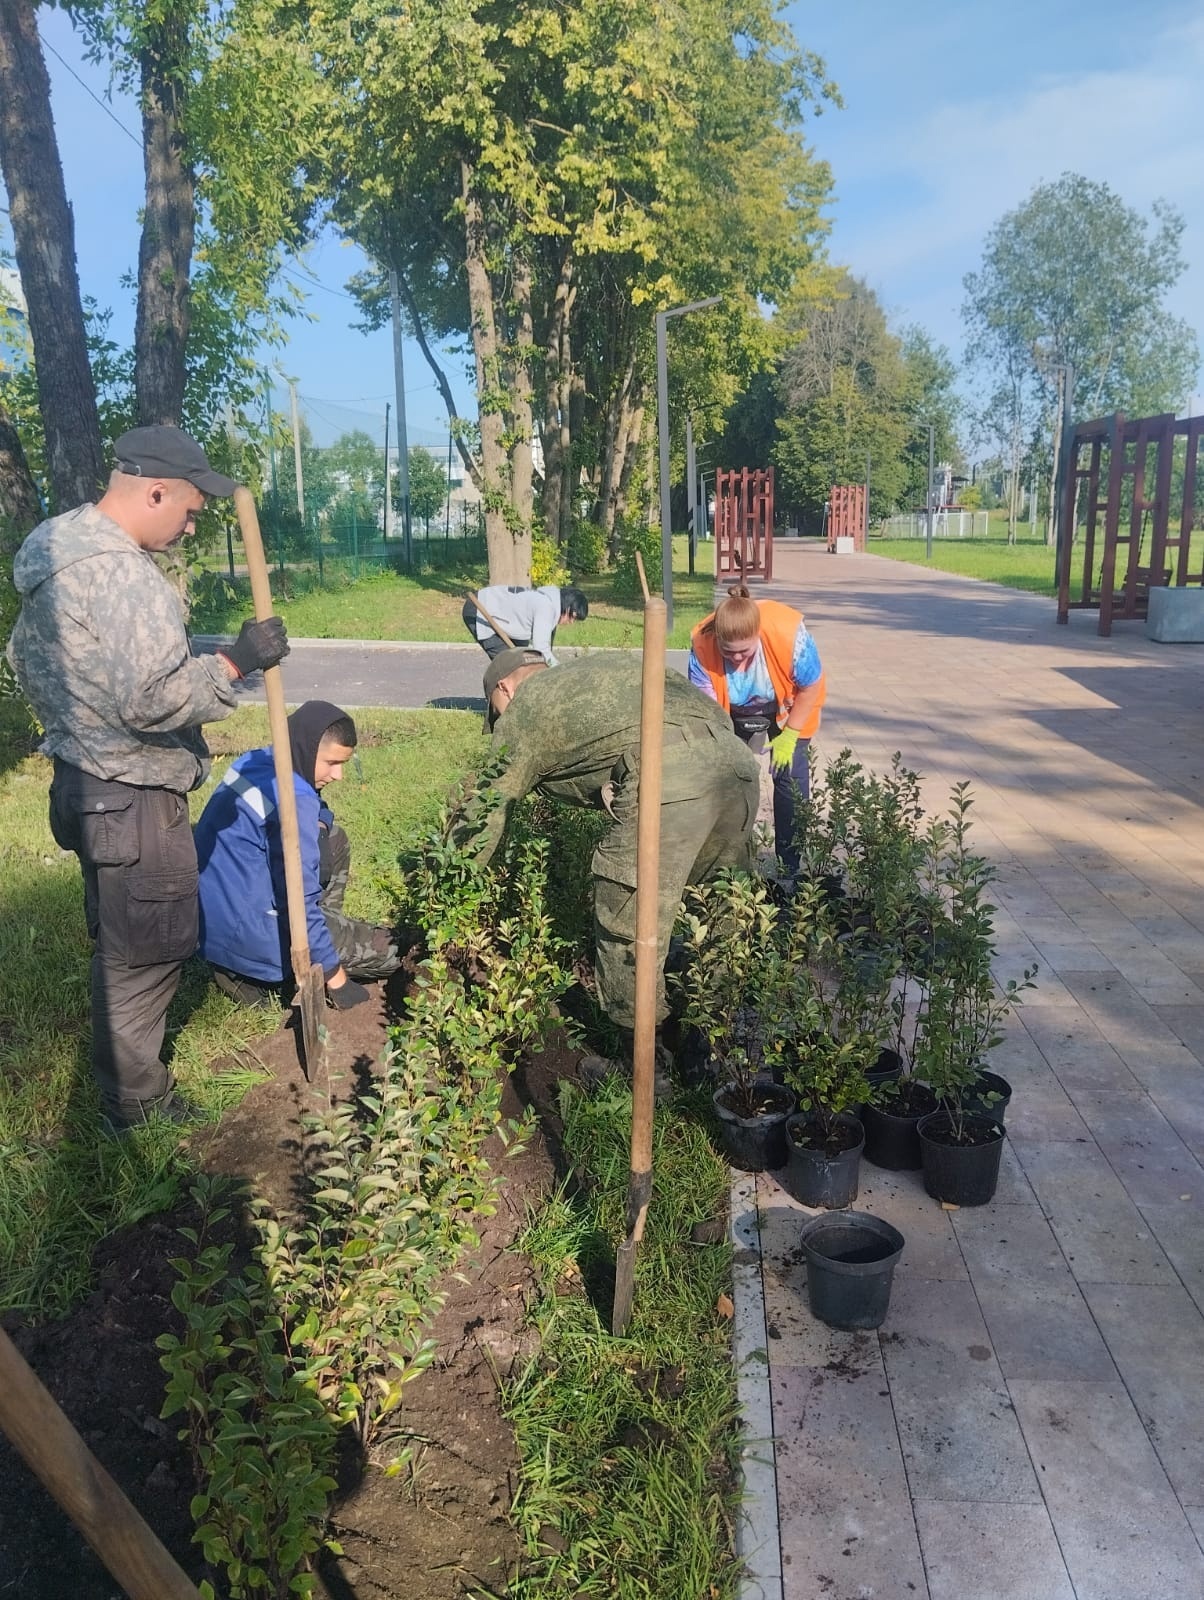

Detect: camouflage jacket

[477,652,737,864]
[7,503,237,791]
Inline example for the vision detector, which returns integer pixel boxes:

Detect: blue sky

[4,1,1202,447]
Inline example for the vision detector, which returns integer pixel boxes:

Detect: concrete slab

[855,1167,969,1282]
[879,1278,1040,1504]
[1017,1008,1143,1093]
[1010,1139,1178,1283]
[770,1363,929,1600]
[729,1175,783,1599]
[1081,1281,1204,1503]
[1069,1089,1204,1206]
[913,1501,1075,1600]
[1011,1379,1204,1600]
[1137,1196,1204,1315]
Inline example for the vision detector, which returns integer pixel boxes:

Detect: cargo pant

[591,720,760,1030]
[50,760,198,1117]
[319,823,400,980]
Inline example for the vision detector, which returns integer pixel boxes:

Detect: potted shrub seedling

[911,785,1036,1205]
[674,872,795,1172]
[763,884,877,1208]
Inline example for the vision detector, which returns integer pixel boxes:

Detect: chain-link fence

[879,510,990,540]
[205,386,487,583]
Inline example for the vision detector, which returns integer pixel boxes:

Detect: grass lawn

[868,524,1059,595]
[190,535,717,650]
[0,700,483,1317]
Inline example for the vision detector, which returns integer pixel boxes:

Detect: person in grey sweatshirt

[462,583,588,665]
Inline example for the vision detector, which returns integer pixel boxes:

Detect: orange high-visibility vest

[691,599,826,737]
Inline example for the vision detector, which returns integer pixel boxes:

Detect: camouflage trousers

[320,823,400,980]
[590,720,759,1030]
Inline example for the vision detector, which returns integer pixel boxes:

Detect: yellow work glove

[769,727,800,772]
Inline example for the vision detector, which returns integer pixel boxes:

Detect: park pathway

[735,540,1204,1600]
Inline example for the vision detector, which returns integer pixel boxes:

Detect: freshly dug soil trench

[0,976,578,1600]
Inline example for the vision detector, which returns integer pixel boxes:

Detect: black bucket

[800,1212,905,1330]
[781,1112,864,1208]
[917,1111,1005,1207]
[956,1070,1012,1125]
[713,1081,796,1172]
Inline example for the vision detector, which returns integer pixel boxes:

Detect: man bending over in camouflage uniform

[194,700,400,1008]
[7,426,289,1133]
[478,649,760,1035]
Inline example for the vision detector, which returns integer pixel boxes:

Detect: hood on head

[286,699,351,789]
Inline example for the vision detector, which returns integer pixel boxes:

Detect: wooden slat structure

[1056,410,1204,635]
[828,484,866,551]
[716,466,774,582]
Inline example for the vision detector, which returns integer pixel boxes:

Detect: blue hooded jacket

[194,745,340,982]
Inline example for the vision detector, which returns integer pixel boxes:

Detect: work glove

[327,976,371,1009]
[769,726,800,772]
[221,616,289,678]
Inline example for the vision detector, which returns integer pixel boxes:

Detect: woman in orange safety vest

[688,585,825,873]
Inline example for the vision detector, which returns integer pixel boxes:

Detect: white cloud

[824,14,1204,363]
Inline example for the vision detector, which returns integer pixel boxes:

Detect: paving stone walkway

[736,542,1204,1600]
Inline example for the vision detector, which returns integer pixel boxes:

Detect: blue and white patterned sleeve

[687,648,718,699]
[791,621,823,688]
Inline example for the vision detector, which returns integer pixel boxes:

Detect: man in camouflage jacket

[7,426,289,1132]
[479,649,760,1031]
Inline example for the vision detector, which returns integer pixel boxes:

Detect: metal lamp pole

[656,296,721,633]
[926,423,935,560]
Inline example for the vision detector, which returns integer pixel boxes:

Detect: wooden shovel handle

[629,594,667,1220]
[234,487,312,978]
[0,1326,203,1600]
[464,591,516,649]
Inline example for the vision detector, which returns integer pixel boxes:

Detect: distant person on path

[688,585,826,874]
[7,425,289,1133]
[463,583,589,665]
[194,700,400,1010]
[476,649,759,1034]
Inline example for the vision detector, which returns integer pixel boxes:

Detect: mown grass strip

[503,1083,742,1600]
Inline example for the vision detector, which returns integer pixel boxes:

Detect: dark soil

[919,1109,1005,1148]
[873,1079,938,1118]
[0,972,594,1600]
[787,1115,864,1159]
[714,1081,794,1120]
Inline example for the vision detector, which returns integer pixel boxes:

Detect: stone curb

[730,1171,783,1600]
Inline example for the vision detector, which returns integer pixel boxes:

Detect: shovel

[234,487,327,1082]
[0,1325,204,1599]
[612,553,665,1337]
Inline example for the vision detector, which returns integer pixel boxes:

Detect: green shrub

[531,528,570,586]
[612,516,661,599]
[564,518,608,576]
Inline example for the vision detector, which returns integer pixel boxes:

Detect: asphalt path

[194,638,692,713]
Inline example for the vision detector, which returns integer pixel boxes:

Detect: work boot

[212,965,280,1011]
[100,1088,205,1139]
[579,1034,674,1101]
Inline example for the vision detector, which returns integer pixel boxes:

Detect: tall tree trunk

[595,354,637,538]
[0,399,42,531]
[393,265,482,490]
[509,253,534,576]
[540,252,574,543]
[556,289,578,546]
[462,161,520,583]
[134,2,196,426]
[614,391,646,535]
[0,0,104,511]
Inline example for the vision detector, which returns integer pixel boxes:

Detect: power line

[42,38,142,148]
[281,263,359,303]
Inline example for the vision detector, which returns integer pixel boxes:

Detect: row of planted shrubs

[158,765,573,1599]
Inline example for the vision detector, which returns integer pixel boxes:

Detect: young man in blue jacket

[194,700,399,1008]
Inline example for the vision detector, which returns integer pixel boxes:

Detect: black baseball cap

[113,425,237,496]
[482,648,546,730]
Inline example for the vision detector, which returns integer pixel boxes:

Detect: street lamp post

[926,423,935,560]
[656,297,722,633]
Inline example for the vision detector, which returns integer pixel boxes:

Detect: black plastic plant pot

[917,1111,1005,1207]
[863,1082,939,1171]
[800,1211,905,1331]
[712,1081,796,1172]
[780,1111,865,1209]
[957,1070,1013,1125]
